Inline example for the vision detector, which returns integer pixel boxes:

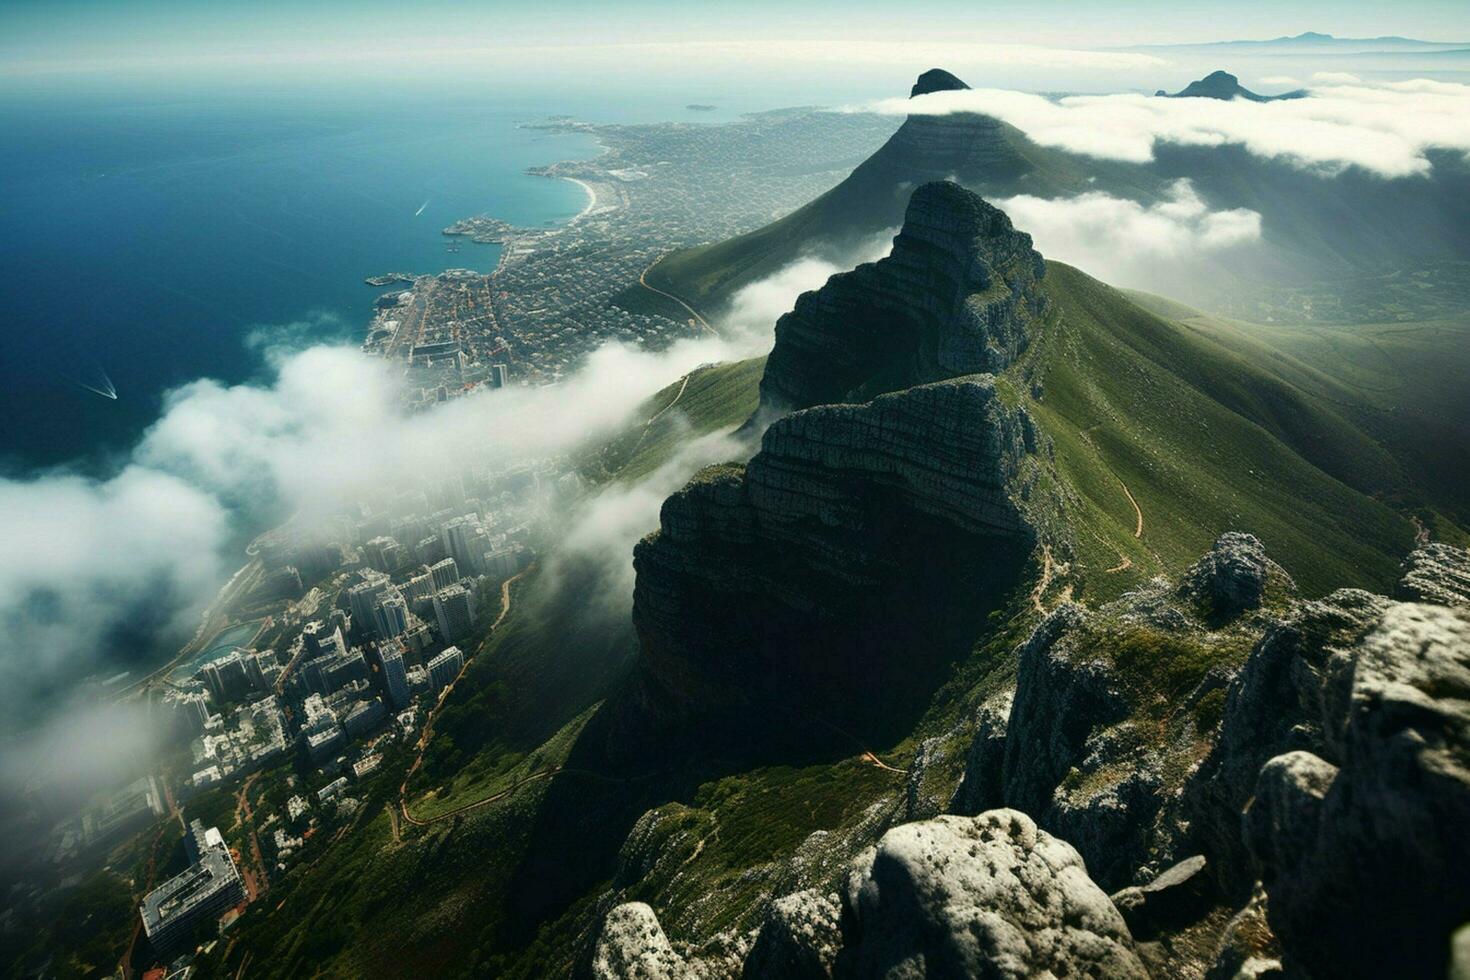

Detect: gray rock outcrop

[628,376,1040,726]
[742,890,843,980]
[1182,588,1388,897]
[1398,542,1470,607]
[1110,855,1212,941]
[1178,532,1282,618]
[837,809,1148,978]
[593,903,689,980]
[948,690,1013,815]
[1243,601,1470,980]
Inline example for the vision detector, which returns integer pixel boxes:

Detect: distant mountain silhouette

[1155,70,1306,102]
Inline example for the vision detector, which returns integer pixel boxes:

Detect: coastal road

[638,263,717,338]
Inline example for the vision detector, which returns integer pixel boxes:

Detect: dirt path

[397,567,531,826]
[232,773,268,902]
[639,264,716,337]
[1078,428,1145,541]
[1030,545,1056,613]
[860,751,909,775]
[1119,478,1144,538]
[616,373,691,477]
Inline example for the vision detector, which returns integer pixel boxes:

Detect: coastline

[564,177,599,225]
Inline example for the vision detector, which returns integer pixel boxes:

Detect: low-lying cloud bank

[998,178,1261,286]
[720,234,897,341]
[0,338,734,718]
[0,245,848,734]
[864,78,1470,178]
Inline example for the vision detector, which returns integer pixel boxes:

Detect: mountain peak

[758,180,1047,415]
[1158,69,1306,102]
[911,68,971,98]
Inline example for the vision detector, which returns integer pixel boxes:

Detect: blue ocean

[0,93,605,471]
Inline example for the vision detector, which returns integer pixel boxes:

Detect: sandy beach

[565,177,599,224]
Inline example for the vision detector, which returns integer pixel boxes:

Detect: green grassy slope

[1125,289,1470,537]
[578,355,765,484]
[1016,263,1416,600]
[1180,313,1470,535]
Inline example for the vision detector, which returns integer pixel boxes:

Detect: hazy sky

[5,0,1470,79]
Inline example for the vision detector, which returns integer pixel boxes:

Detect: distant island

[685,103,717,112]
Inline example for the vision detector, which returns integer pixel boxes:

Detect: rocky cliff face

[630,376,1041,728]
[757,181,1048,417]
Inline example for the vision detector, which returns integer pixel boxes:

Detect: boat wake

[415,198,430,217]
[71,367,118,400]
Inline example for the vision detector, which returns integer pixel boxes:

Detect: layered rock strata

[630,376,1038,724]
[758,181,1048,416]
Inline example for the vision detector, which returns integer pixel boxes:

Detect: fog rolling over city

[0,247,844,822]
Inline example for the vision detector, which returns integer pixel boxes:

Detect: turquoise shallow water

[169,618,264,684]
[0,94,599,470]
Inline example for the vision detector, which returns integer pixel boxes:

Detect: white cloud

[1312,71,1362,84]
[0,234,896,722]
[553,427,750,614]
[998,179,1261,288]
[719,236,896,341]
[0,329,757,719]
[863,78,1470,178]
[0,467,229,702]
[1259,75,1302,87]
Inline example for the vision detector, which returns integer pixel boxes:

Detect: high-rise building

[373,592,409,639]
[379,645,410,709]
[342,698,387,737]
[347,573,394,638]
[433,584,475,642]
[482,547,521,582]
[426,646,464,694]
[440,516,486,576]
[489,363,509,389]
[362,535,399,573]
[166,690,214,735]
[139,821,244,962]
[428,557,460,593]
[198,651,254,703]
[406,570,435,603]
[302,621,347,659]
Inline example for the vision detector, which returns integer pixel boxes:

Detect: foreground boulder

[592,903,687,980]
[1178,532,1282,619]
[1182,588,1388,898]
[837,809,1148,978]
